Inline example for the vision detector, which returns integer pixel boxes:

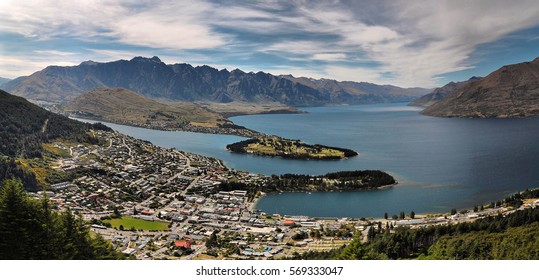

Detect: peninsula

[225,136,358,160]
[61,87,263,138]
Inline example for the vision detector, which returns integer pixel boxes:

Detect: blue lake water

[77,103,539,218]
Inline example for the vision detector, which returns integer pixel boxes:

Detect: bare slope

[422,58,539,118]
[62,88,261,137]
[409,77,481,107]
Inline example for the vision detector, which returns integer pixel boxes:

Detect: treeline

[218,170,395,196]
[271,171,395,191]
[0,89,111,158]
[0,179,127,259]
[225,138,258,153]
[292,204,539,260]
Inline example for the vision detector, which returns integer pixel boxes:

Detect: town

[34,130,539,260]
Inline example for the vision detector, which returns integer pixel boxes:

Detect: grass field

[246,137,346,159]
[106,217,170,231]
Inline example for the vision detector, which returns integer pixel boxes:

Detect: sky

[1,0,539,88]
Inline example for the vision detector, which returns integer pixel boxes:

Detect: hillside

[2,56,428,106]
[0,89,110,158]
[422,58,539,118]
[409,76,481,107]
[61,87,260,137]
[0,77,10,86]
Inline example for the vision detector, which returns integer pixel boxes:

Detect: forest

[0,179,127,259]
[0,89,111,158]
[218,170,395,199]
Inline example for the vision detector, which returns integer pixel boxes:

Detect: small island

[226,136,358,160]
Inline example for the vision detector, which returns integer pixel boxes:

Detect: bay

[76,103,539,217]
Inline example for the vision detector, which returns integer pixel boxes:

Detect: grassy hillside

[63,87,227,127]
[61,88,261,138]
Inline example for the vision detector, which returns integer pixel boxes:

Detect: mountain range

[1,56,429,106]
[421,57,539,118]
[409,76,482,107]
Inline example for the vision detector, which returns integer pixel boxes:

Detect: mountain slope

[0,77,10,86]
[3,57,428,106]
[0,89,109,158]
[62,87,261,137]
[409,76,482,107]
[422,58,539,118]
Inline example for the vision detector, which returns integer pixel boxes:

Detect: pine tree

[0,179,127,260]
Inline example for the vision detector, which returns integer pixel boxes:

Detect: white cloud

[0,55,77,78]
[1,0,539,86]
[312,53,347,61]
[0,0,225,49]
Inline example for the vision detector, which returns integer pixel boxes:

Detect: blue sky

[1,0,539,88]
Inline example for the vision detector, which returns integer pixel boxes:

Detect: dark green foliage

[206,231,219,248]
[0,90,111,158]
[225,138,259,153]
[0,179,126,259]
[292,231,308,240]
[426,223,539,260]
[218,170,395,195]
[0,157,40,191]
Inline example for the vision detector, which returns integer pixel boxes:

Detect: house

[283,220,295,226]
[175,240,192,249]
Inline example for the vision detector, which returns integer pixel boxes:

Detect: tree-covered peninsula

[216,170,396,199]
[226,136,358,160]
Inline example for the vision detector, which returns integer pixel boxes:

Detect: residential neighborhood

[35,130,539,260]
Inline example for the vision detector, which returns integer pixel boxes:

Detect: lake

[77,103,539,217]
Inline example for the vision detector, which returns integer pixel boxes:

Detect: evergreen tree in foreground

[0,179,127,259]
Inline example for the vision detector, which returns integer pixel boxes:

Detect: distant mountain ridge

[2,56,429,106]
[422,57,539,118]
[283,76,431,104]
[0,77,10,86]
[409,76,482,107]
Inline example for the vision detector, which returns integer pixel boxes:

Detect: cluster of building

[37,130,539,260]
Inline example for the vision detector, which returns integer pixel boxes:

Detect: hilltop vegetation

[226,137,358,160]
[0,89,110,158]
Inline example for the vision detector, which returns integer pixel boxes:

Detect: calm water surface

[77,103,539,217]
